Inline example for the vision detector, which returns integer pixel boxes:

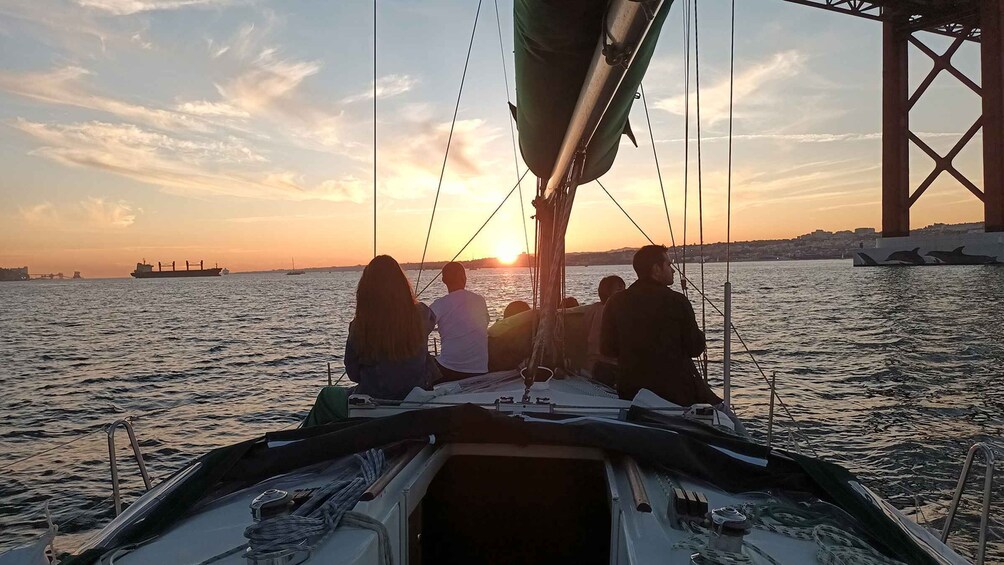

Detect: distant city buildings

[0,267,29,281]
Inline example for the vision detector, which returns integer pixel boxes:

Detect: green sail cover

[514,0,672,184]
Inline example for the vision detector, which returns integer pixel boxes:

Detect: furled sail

[513,0,672,189]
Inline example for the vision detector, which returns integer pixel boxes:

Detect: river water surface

[1,260,1002,561]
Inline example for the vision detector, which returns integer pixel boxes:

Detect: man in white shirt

[430,262,490,382]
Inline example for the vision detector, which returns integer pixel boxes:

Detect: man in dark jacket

[601,245,722,406]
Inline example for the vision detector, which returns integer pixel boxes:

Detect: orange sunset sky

[0,0,988,277]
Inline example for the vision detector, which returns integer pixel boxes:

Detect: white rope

[739,502,907,565]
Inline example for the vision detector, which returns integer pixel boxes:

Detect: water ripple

[0,263,1001,561]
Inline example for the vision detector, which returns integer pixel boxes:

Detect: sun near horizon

[494,240,523,265]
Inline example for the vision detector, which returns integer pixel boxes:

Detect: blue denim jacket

[345,303,438,400]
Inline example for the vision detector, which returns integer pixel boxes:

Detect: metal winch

[708,506,751,554]
[245,489,308,565]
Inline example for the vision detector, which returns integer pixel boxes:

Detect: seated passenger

[487,300,532,371]
[582,275,625,387]
[559,296,579,308]
[503,300,531,319]
[487,304,535,372]
[345,255,438,400]
[431,262,489,383]
[601,245,721,406]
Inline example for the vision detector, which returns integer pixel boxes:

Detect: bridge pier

[882,16,911,238]
[983,0,1004,232]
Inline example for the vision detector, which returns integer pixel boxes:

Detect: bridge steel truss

[784,0,1004,234]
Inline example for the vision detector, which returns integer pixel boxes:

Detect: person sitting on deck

[582,275,625,387]
[487,301,534,371]
[559,296,579,308]
[430,262,489,383]
[601,245,722,406]
[503,300,531,319]
[344,255,438,400]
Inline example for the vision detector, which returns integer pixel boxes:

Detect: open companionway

[415,455,611,565]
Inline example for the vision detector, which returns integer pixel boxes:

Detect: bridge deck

[784,0,981,40]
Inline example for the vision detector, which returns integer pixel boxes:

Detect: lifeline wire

[416,0,483,293]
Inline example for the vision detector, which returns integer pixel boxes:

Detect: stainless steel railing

[107,418,152,515]
[941,442,996,565]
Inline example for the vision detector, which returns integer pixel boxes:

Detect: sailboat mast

[524,0,668,392]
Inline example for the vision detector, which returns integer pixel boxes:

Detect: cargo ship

[131,260,223,278]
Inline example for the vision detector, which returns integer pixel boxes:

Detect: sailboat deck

[96,439,967,565]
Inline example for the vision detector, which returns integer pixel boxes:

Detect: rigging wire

[726,0,736,282]
[417,169,532,298]
[0,426,106,471]
[415,0,483,293]
[596,181,655,245]
[681,0,691,295]
[373,0,377,258]
[639,83,679,264]
[693,0,708,380]
[493,0,533,291]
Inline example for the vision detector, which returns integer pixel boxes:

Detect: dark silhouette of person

[601,245,721,406]
[503,300,531,319]
[560,296,579,308]
[345,255,438,400]
[583,275,625,387]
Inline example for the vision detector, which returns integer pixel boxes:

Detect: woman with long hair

[345,255,438,399]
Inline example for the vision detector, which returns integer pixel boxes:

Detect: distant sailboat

[287,258,305,275]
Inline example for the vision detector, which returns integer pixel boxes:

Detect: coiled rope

[738,501,907,565]
[243,449,387,562]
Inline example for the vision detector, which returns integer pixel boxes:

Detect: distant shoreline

[4,221,985,278]
[240,221,986,275]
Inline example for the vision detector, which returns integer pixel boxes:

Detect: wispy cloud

[76,0,240,16]
[175,100,250,119]
[130,32,153,49]
[376,118,503,201]
[18,202,58,224]
[217,53,321,115]
[0,66,216,133]
[19,197,140,228]
[211,21,324,119]
[342,74,419,104]
[655,50,806,126]
[81,197,139,227]
[13,119,366,203]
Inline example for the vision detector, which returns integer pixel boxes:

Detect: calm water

[1,261,1002,561]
